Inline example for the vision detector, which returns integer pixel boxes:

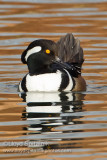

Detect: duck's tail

[56,33,84,67]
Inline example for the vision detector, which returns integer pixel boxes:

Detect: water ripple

[0,12,107,19]
[2,0,107,3]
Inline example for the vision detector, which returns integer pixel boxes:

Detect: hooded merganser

[19,33,86,92]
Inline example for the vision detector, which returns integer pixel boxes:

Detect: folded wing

[56,33,84,67]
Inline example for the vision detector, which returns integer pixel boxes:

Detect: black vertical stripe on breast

[58,70,69,91]
[71,76,75,91]
[21,75,28,92]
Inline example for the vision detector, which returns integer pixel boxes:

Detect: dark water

[0,0,107,159]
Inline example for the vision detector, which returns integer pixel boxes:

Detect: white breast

[26,70,62,92]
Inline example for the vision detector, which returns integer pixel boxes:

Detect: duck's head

[21,39,58,74]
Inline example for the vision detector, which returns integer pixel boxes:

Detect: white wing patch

[25,46,42,61]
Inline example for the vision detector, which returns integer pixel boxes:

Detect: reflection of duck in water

[19,33,86,92]
[21,92,84,133]
[21,92,85,150]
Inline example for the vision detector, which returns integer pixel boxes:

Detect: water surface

[0,0,107,159]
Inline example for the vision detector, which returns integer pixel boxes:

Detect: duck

[19,33,86,92]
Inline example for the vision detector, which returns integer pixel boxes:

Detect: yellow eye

[45,49,50,54]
